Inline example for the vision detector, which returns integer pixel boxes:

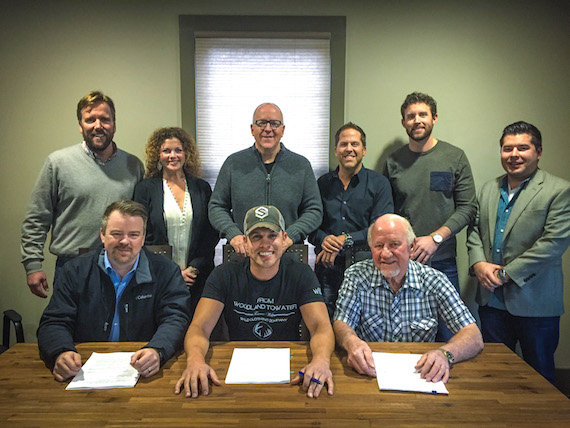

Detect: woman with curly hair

[134,127,218,314]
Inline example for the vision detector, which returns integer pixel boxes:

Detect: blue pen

[298,371,322,385]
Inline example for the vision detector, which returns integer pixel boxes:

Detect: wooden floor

[1,342,569,427]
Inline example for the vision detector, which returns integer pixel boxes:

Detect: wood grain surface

[0,342,568,427]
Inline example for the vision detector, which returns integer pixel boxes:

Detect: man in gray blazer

[467,121,570,384]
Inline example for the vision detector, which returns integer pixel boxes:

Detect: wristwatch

[439,348,455,366]
[497,268,508,284]
[343,233,354,248]
[431,233,444,245]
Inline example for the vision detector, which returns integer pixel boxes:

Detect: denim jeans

[431,258,460,342]
[478,305,559,385]
[315,258,345,320]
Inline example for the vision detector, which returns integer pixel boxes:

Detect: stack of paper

[66,352,140,390]
[224,348,291,384]
[372,352,449,394]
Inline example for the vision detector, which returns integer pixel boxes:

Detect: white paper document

[66,352,140,390]
[372,352,449,395]
[224,348,291,384]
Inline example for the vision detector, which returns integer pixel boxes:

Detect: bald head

[251,103,285,158]
[368,214,415,247]
[252,103,283,123]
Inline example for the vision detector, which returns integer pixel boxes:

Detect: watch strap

[439,347,454,366]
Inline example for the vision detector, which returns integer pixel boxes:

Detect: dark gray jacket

[208,143,322,243]
[37,247,190,369]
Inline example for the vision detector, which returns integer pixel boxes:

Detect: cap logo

[254,206,269,219]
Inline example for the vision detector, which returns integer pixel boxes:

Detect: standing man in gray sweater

[383,92,477,340]
[208,103,322,256]
[21,91,144,298]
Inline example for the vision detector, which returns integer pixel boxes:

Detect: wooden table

[0,342,568,426]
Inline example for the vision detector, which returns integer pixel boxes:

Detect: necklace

[164,177,187,212]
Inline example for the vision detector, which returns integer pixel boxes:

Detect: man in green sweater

[21,91,144,298]
[383,92,477,341]
[208,103,322,256]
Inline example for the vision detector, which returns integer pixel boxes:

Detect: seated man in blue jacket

[37,200,190,382]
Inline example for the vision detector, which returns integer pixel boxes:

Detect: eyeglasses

[253,119,283,129]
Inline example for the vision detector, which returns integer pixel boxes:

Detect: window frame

[179,15,346,163]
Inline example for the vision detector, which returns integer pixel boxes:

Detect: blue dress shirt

[489,175,532,309]
[101,251,140,342]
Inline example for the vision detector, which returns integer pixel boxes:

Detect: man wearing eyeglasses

[209,103,323,256]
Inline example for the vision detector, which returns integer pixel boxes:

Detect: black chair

[344,243,372,269]
[79,245,172,259]
[1,309,25,354]
[145,245,173,259]
[222,243,308,264]
[218,243,309,341]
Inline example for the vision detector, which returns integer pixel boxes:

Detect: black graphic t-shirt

[202,255,323,340]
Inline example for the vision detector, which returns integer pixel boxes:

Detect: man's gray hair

[367,214,416,246]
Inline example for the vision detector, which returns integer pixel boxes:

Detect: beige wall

[2,1,568,367]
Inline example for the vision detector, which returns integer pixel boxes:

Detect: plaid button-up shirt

[333,259,475,342]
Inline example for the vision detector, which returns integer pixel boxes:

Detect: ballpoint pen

[298,371,322,385]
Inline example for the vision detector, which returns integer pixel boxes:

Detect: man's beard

[380,267,400,279]
[407,126,432,142]
[83,129,113,153]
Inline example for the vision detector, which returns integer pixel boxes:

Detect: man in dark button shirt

[309,123,393,317]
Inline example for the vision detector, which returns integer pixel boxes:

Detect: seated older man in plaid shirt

[333,214,483,384]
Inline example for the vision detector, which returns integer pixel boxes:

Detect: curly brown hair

[144,127,201,178]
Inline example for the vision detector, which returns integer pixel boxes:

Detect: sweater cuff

[285,228,302,244]
[224,225,244,242]
[23,259,43,275]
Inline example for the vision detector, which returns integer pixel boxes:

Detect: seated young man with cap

[175,205,334,399]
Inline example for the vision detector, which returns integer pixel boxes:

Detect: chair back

[344,243,372,269]
[146,245,172,259]
[79,245,172,259]
[1,310,24,354]
[222,243,308,264]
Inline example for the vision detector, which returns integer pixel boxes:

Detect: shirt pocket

[360,314,385,342]
[410,317,438,342]
[430,172,453,192]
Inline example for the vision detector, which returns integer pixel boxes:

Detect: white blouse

[162,179,193,269]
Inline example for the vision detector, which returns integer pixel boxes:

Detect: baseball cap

[243,205,286,236]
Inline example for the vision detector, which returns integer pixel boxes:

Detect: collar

[332,164,366,184]
[373,260,423,296]
[82,141,118,165]
[245,256,280,282]
[500,169,536,192]
[98,248,152,284]
[102,250,140,279]
[252,142,286,159]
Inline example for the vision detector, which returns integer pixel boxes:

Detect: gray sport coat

[467,169,570,317]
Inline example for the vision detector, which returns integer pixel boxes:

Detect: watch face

[433,234,443,244]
